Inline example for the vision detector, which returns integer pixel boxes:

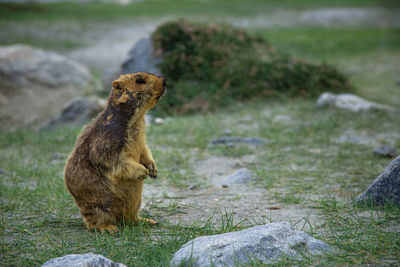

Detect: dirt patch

[193,155,241,187]
[142,155,324,230]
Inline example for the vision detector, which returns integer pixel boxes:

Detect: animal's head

[110,72,167,114]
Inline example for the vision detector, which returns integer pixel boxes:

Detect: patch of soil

[142,155,324,230]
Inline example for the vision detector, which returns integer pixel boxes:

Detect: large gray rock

[0,45,93,130]
[43,97,105,130]
[0,45,91,90]
[355,156,400,206]
[170,222,330,267]
[102,37,162,89]
[121,37,162,76]
[317,92,394,112]
[219,168,254,187]
[42,253,127,267]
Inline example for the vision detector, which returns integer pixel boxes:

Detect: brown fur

[64,72,166,233]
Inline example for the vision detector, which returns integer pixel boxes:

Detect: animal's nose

[162,78,167,88]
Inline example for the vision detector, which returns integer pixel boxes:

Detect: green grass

[262,28,400,62]
[259,28,400,106]
[1,100,399,266]
[1,0,399,23]
[0,37,83,50]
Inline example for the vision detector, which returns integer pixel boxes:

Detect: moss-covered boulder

[152,20,352,114]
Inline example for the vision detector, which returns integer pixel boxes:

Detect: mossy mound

[152,20,352,114]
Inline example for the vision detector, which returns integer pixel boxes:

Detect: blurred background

[0,0,399,129]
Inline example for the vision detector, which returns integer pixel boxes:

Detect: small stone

[42,253,127,267]
[0,168,10,176]
[154,117,164,124]
[317,92,394,112]
[219,168,254,187]
[170,222,330,267]
[96,98,107,108]
[222,129,232,136]
[188,184,200,190]
[373,146,398,158]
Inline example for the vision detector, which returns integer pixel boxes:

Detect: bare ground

[142,154,324,230]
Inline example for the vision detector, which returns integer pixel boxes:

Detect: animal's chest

[121,127,145,162]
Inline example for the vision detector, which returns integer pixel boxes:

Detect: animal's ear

[112,80,122,90]
[111,79,128,106]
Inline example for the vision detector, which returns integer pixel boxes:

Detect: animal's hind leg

[82,208,119,234]
[129,196,158,226]
[136,216,158,226]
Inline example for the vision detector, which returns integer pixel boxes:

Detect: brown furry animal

[64,72,166,233]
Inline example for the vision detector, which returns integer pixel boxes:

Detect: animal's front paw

[147,161,158,179]
[137,165,149,180]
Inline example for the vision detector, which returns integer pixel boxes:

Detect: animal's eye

[136,78,146,84]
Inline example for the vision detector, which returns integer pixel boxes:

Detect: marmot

[64,72,166,233]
